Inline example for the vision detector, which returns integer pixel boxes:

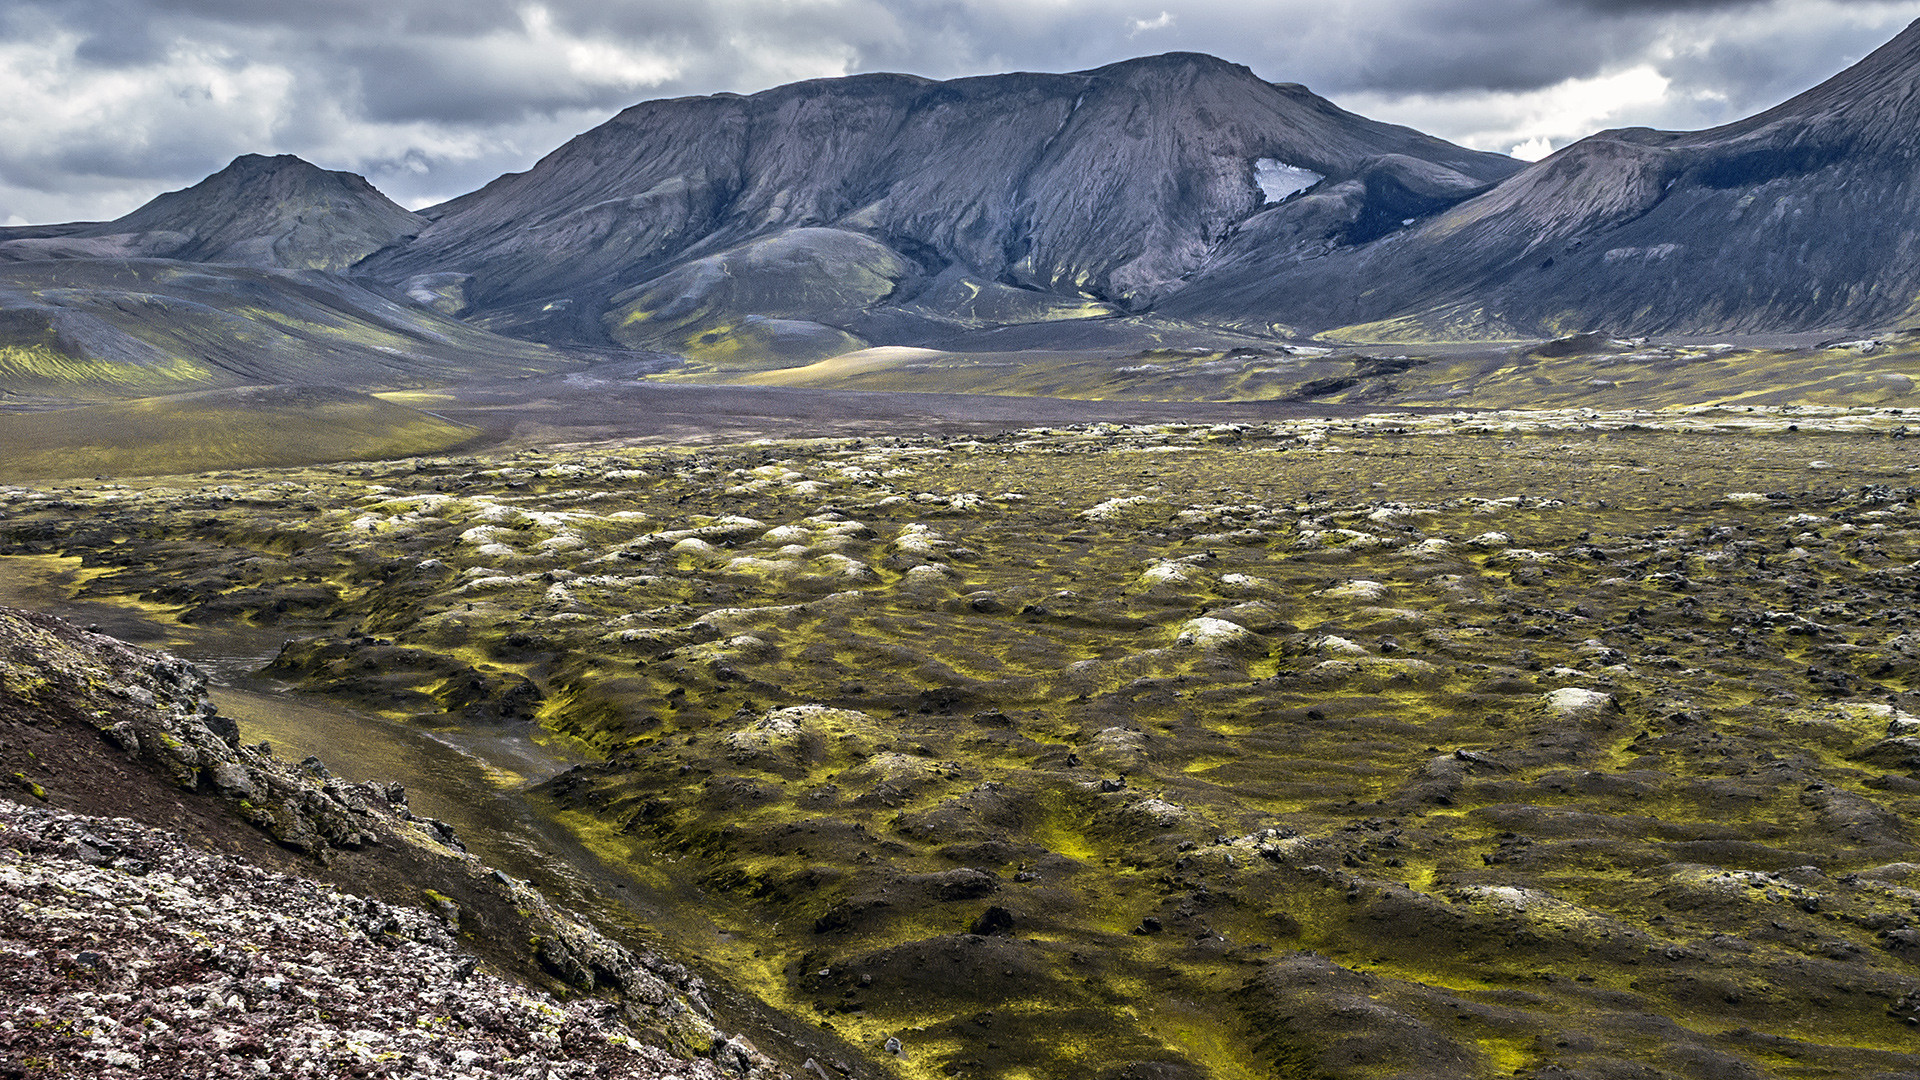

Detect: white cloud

[1508,136,1554,161]
[520,4,681,88]
[1128,11,1174,35]
[0,4,691,221]
[1346,64,1677,159]
[445,4,683,100]
[0,25,297,219]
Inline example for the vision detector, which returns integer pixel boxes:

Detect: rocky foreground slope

[0,801,727,1080]
[0,606,781,1080]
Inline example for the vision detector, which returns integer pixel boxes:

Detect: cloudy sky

[2,0,1917,226]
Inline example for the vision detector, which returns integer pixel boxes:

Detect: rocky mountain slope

[353,54,1520,358]
[0,155,424,273]
[1167,18,1920,339]
[0,604,783,1079]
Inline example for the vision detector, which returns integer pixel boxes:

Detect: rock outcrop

[0,606,784,1079]
[0,800,729,1080]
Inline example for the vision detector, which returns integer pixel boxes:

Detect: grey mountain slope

[0,259,583,399]
[358,54,1520,349]
[1164,19,1920,339]
[0,155,425,273]
[0,157,601,399]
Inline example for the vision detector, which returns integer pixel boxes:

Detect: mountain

[357,54,1521,360]
[0,157,599,400]
[0,155,425,273]
[1165,19,1920,339]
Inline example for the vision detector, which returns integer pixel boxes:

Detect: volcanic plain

[2,401,1916,1080]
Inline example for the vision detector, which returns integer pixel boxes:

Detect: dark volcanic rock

[1167,18,1920,338]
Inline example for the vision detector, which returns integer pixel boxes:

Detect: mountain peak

[1081,51,1256,76]
[1166,17,1920,339]
[223,152,319,172]
[97,155,424,272]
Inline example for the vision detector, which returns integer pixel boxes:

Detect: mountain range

[5,21,1920,397]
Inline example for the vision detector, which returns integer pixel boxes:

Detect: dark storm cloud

[1572,0,1775,11]
[2,0,1919,224]
[342,41,649,125]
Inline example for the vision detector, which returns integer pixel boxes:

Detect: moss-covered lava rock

[3,408,1917,1079]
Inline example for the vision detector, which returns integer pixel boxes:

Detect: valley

[4,15,1920,1079]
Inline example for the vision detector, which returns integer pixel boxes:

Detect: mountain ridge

[354,52,1521,357]
[1165,18,1920,339]
[9,28,1920,393]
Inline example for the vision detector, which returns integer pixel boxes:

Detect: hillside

[1166,19,1920,339]
[0,157,598,401]
[0,258,591,401]
[0,604,782,1079]
[0,385,482,481]
[0,155,425,273]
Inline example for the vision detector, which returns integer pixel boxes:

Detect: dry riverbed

[2,404,1918,1080]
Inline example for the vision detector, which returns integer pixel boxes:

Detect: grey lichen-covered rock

[0,610,348,840]
[0,801,733,1080]
[0,606,787,1080]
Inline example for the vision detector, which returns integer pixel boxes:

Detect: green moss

[6,420,1918,1079]
[0,343,215,395]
